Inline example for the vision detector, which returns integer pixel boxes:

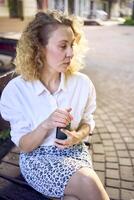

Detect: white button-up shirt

[0,72,96,147]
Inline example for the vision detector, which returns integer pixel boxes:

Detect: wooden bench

[0,71,50,200]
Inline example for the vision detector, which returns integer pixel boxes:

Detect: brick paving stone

[110,116,121,123]
[107,125,117,132]
[95,120,105,128]
[106,162,119,169]
[117,112,126,118]
[120,166,134,181]
[93,127,99,134]
[115,123,127,128]
[92,134,101,143]
[128,128,134,136]
[128,128,134,133]
[94,114,99,119]
[115,143,127,150]
[113,138,124,143]
[97,127,108,133]
[129,151,134,157]
[93,154,105,162]
[111,133,121,139]
[127,143,134,150]
[123,137,134,143]
[119,158,132,166]
[93,144,104,154]
[93,162,105,171]
[106,157,118,162]
[106,187,120,200]
[121,132,133,137]
[96,171,105,185]
[106,178,120,188]
[95,109,104,114]
[117,127,128,133]
[106,169,120,179]
[100,114,109,120]
[104,146,115,152]
[121,181,134,190]
[104,121,114,127]
[103,140,113,146]
[105,151,117,157]
[100,134,111,139]
[126,124,134,129]
[121,189,134,200]
[102,108,111,113]
[117,150,130,157]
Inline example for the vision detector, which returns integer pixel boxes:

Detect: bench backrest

[0,37,17,57]
[0,70,16,130]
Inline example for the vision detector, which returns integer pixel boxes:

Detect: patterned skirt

[19,143,93,198]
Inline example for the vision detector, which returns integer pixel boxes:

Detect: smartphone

[56,123,71,140]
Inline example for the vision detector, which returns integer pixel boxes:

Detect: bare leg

[64,167,110,200]
[63,195,79,200]
[53,196,79,200]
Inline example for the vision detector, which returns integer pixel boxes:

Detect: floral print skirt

[19,143,93,198]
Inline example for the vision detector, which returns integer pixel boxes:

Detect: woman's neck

[41,70,61,94]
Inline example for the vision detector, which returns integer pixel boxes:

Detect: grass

[0,129,13,160]
[0,129,10,141]
[123,17,134,25]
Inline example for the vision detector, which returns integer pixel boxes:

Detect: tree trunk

[108,0,112,19]
[132,0,134,20]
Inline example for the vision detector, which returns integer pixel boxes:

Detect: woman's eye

[60,45,67,49]
[59,43,75,49]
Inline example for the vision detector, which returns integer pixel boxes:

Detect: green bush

[124,18,134,25]
[0,129,10,140]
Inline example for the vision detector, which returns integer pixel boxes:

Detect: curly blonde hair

[14,10,88,81]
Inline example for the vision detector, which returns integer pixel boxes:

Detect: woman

[0,10,109,200]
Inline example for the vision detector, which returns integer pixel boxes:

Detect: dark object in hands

[56,123,71,140]
[56,128,67,140]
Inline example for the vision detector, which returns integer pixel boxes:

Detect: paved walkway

[0,18,134,200]
[84,25,134,200]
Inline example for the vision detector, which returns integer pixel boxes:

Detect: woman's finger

[54,141,69,149]
[61,129,79,139]
[56,109,73,121]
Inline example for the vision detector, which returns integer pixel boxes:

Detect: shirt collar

[33,73,67,96]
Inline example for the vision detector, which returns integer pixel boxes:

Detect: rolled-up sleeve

[0,83,32,146]
[81,79,96,133]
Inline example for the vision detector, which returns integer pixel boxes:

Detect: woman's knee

[64,167,110,200]
[79,168,110,200]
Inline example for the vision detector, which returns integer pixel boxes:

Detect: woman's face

[44,25,75,73]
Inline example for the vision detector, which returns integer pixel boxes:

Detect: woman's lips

[63,62,70,65]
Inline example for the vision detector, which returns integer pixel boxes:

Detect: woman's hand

[41,108,73,131]
[54,129,82,149]
[54,123,91,149]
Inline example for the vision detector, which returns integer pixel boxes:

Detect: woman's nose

[66,46,74,58]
